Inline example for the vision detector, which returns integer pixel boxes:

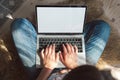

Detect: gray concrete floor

[0,0,120,80]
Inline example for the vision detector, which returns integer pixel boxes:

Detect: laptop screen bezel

[35,5,87,35]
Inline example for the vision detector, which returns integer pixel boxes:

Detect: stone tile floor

[0,0,120,80]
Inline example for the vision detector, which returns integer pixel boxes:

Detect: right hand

[59,43,78,69]
[39,44,59,70]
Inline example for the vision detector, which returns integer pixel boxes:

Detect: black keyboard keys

[39,37,83,52]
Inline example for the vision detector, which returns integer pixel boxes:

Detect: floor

[0,0,120,80]
[0,0,24,26]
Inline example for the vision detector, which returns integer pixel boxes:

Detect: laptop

[36,5,86,68]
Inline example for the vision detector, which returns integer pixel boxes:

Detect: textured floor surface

[0,0,120,80]
[0,0,24,26]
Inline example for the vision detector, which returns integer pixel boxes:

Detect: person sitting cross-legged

[11,18,110,80]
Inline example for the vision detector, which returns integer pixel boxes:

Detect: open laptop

[36,5,86,68]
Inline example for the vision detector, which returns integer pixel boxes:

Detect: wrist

[68,64,78,69]
[42,67,53,73]
[44,65,55,70]
[37,67,53,80]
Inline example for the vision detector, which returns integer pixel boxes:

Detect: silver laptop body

[36,5,86,68]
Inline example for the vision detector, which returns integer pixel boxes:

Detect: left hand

[59,43,78,69]
[39,44,59,70]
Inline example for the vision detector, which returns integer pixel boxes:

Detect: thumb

[59,52,64,63]
[40,49,44,59]
[55,51,60,60]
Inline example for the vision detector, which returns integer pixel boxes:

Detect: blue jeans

[11,18,110,79]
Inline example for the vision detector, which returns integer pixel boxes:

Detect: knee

[11,18,31,31]
[94,20,111,31]
[95,20,111,41]
[11,18,26,30]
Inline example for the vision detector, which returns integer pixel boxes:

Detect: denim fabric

[11,18,37,79]
[84,20,110,64]
[11,18,110,79]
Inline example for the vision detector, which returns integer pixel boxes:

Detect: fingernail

[42,49,44,52]
[58,51,61,53]
[66,43,68,46]
[74,45,77,48]
[47,45,49,47]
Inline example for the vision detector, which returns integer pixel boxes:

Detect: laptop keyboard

[39,37,83,52]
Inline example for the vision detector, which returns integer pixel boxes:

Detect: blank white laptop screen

[37,7,86,33]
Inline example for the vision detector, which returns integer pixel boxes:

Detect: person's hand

[39,44,59,70]
[59,43,78,69]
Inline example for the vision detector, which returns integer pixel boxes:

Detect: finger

[74,45,78,54]
[52,44,55,53]
[66,43,71,53]
[48,45,52,55]
[62,44,68,53]
[40,49,44,59]
[69,44,74,53]
[59,53,64,63]
[45,45,49,55]
[51,44,56,59]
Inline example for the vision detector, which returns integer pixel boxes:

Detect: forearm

[36,68,53,80]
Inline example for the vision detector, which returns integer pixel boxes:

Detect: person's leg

[11,18,37,79]
[84,20,110,65]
